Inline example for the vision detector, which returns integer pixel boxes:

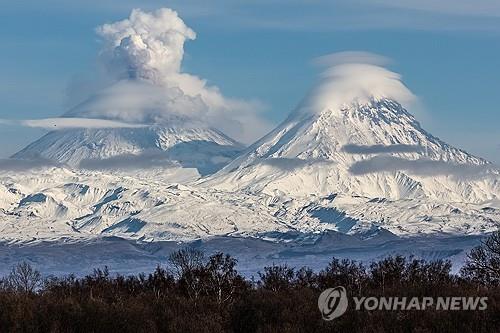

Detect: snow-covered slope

[0,165,498,244]
[0,168,294,242]
[4,63,499,251]
[204,99,499,203]
[3,99,499,243]
[13,125,243,176]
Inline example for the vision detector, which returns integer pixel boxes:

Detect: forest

[0,231,499,333]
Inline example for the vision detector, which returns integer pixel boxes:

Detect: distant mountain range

[1,92,499,274]
[3,94,498,240]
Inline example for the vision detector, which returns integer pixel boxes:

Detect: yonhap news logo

[318,286,488,320]
[318,286,348,320]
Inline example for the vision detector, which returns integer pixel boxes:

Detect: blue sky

[1,0,499,162]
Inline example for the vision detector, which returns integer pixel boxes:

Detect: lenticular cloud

[301,52,416,114]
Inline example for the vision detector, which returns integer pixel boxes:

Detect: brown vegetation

[0,231,499,332]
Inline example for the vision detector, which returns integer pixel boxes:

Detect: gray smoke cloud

[349,155,497,179]
[82,8,272,143]
[78,150,176,170]
[0,158,62,171]
[97,8,195,83]
[2,8,273,144]
[342,144,424,154]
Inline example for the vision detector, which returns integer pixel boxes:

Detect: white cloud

[313,51,391,67]
[302,52,416,114]
[0,118,146,130]
[65,80,207,124]
[76,8,273,143]
[1,8,273,144]
[97,8,196,83]
[0,7,274,145]
[21,118,147,130]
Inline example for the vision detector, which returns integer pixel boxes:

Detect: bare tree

[259,264,295,292]
[168,247,205,300]
[461,230,500,285]
[205,252,241,305]
[8,261,42,293]
[168,247,205,278]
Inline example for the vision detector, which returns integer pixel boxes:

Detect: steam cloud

[97,8,195,83]
[66,8,271,143]
[2,8,272,144]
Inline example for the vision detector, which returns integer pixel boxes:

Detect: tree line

[0,231,499,332]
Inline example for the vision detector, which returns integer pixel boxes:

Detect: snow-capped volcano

[206,97,498,203]
[13,123,243,175]
[11,7,265,175]
[198,59,498,203]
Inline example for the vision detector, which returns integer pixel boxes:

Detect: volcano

[13,123,244,176]
[206,97,498,203]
